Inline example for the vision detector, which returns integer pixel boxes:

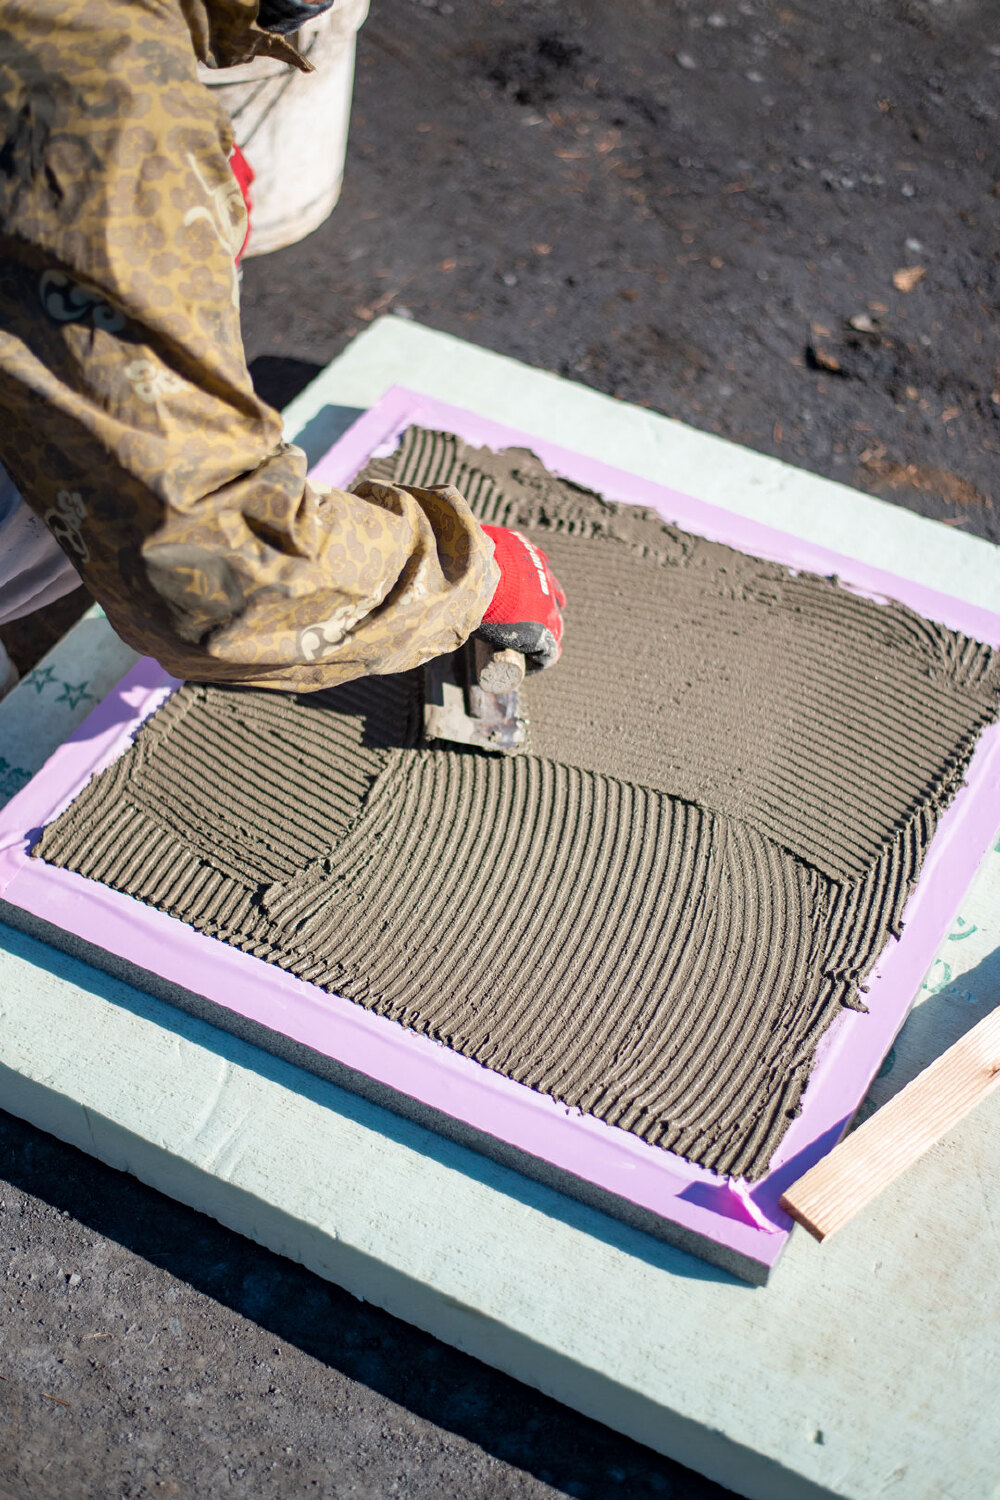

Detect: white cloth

[0,466,81,627]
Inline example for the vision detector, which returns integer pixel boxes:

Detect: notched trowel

[423,638,528,753]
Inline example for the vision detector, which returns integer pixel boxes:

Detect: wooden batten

[780,1005,1000,1241]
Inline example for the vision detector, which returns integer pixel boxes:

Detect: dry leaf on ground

[892,266,925,292]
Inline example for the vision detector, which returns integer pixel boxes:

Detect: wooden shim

[780,1005,1000,1242]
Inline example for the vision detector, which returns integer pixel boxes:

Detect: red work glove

[229,145,254,265]
[475,525,567,671]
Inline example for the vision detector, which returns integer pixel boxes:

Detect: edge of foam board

[0,896,777,1286]
[2,390,1000,1285]
[2,325,999,1500]
[0,914,854,1500]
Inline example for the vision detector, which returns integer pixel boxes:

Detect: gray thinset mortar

[36,430,1000,1182]
[0,901,771,1283]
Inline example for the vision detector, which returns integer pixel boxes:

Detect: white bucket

[198,0,370,257]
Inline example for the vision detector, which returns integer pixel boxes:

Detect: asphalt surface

[2,0,998,1495]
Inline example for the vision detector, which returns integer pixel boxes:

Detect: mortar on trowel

[423,638,527,753]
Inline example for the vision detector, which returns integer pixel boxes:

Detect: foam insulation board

[1,321,998,1499]
[2,387,999,1283]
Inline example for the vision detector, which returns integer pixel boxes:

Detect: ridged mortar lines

[119,675,416,886]
[36,727,849,1177]
[527,528,996,883]
[35,430,1000,1180]
[369,429,1000,886]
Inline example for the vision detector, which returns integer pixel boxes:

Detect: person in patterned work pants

[0,0,565,697]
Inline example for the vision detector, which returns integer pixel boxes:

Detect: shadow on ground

[248,355,327,411]
[0,1106,732,1499]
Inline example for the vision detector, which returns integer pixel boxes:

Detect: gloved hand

[475,525,566,671]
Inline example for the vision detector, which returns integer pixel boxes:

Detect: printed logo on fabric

[182,154,245,308]
[124,358,187,405]
[38,271,126,333]
[299,605,362,661]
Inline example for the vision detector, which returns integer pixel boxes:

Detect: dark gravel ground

[242,0,1000,541]
[2,0,998,1495]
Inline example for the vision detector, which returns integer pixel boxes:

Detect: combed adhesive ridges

[380,427,1000,885]
[35,429,1000,1180]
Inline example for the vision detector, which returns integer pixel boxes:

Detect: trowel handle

[473,639,526,695]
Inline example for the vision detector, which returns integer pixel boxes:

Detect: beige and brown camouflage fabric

[0,0,498,689]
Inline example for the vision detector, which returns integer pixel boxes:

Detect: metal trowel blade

[423,647,527,753]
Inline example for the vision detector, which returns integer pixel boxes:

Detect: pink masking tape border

[1,387,998,1275]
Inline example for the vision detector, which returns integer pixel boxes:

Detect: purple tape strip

[2,388,998,1273]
